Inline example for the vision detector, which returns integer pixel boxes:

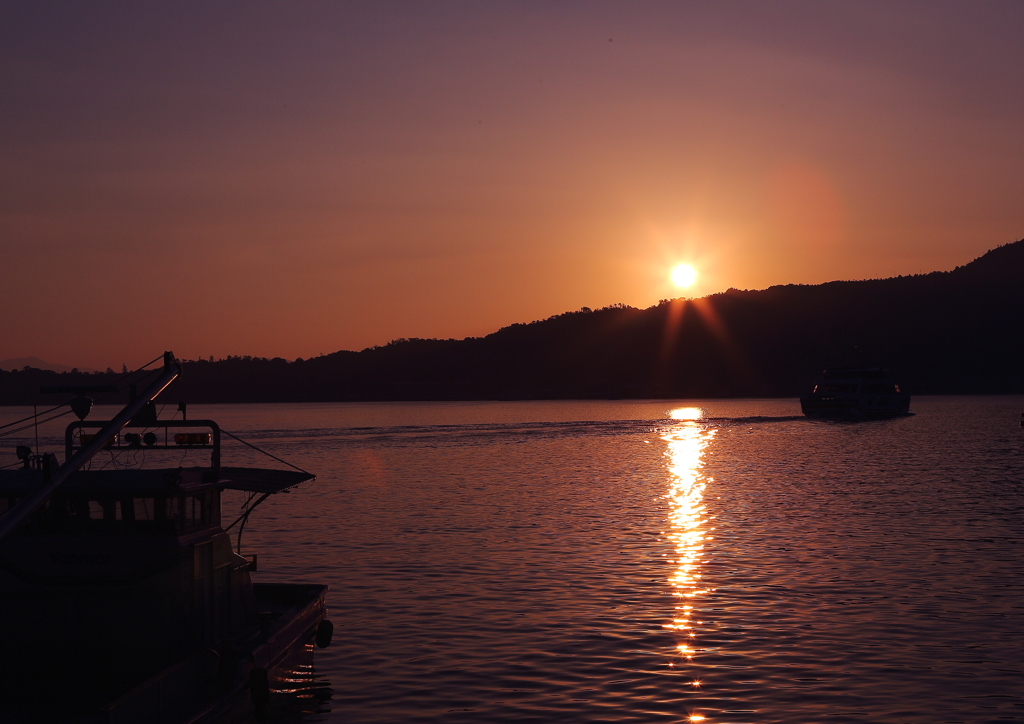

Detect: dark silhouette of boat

[800,367,910,419]
[0,353,332,722]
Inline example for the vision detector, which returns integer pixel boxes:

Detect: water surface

[2,398,1022,723]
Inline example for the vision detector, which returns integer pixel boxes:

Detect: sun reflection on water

[662,407,715,716]
[669,406,704,421]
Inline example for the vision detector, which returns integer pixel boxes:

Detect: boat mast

[0,351,181,543]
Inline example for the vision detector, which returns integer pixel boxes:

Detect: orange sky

[2,2,1023,370]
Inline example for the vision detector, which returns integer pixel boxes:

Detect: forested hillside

[3,240,1023,404]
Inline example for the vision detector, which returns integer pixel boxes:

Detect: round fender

[315,619,334,649]
[249,667,270,707]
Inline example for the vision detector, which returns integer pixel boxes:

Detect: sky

[2,1,1023,370]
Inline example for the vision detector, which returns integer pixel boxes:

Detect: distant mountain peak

[0,357,96,373]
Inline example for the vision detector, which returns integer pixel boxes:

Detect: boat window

[124,496,213,532]
[134,497,154,521]
[129,497,180,533]
[21,496,95,533]
[3,490,219,534]
[45,496,76,526]
[182,492,212,529]
[88,500,123,521]
[134,497,178,521]
[167,495,182,524]
[11,494,191,535]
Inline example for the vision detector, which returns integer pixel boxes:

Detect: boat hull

[42,583,329,724]
[800,395,910,419]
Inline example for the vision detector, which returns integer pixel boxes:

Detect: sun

[671,264,698,288]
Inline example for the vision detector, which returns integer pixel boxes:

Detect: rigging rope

[219,429,312,476]
[0,403,66,434]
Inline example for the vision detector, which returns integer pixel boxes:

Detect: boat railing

[65,419,221,469]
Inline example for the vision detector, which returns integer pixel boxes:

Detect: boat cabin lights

[174,432,211,446]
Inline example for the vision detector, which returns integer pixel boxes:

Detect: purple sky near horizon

[2,1,1023,370]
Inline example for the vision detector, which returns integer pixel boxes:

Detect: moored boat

[0,353,332,722]
[800,367,910,419]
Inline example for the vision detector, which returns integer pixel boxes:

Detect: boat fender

[316,619,334,649]
[249,667,270,707]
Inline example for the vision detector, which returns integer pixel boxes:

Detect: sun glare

[670,407,704,421]
[671,264,697,288]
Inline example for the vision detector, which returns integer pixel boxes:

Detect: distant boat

[0,352,332,722]
[800,367,910,419]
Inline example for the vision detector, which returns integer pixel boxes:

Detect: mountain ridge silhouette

[3,239,1022,404]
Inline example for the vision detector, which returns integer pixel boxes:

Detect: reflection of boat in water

[0,353,332,722]
[800,367,911,419]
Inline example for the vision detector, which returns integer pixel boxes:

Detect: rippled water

[3,398,1023,723]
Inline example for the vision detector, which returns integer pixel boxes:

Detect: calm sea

[3,397,1023,723]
